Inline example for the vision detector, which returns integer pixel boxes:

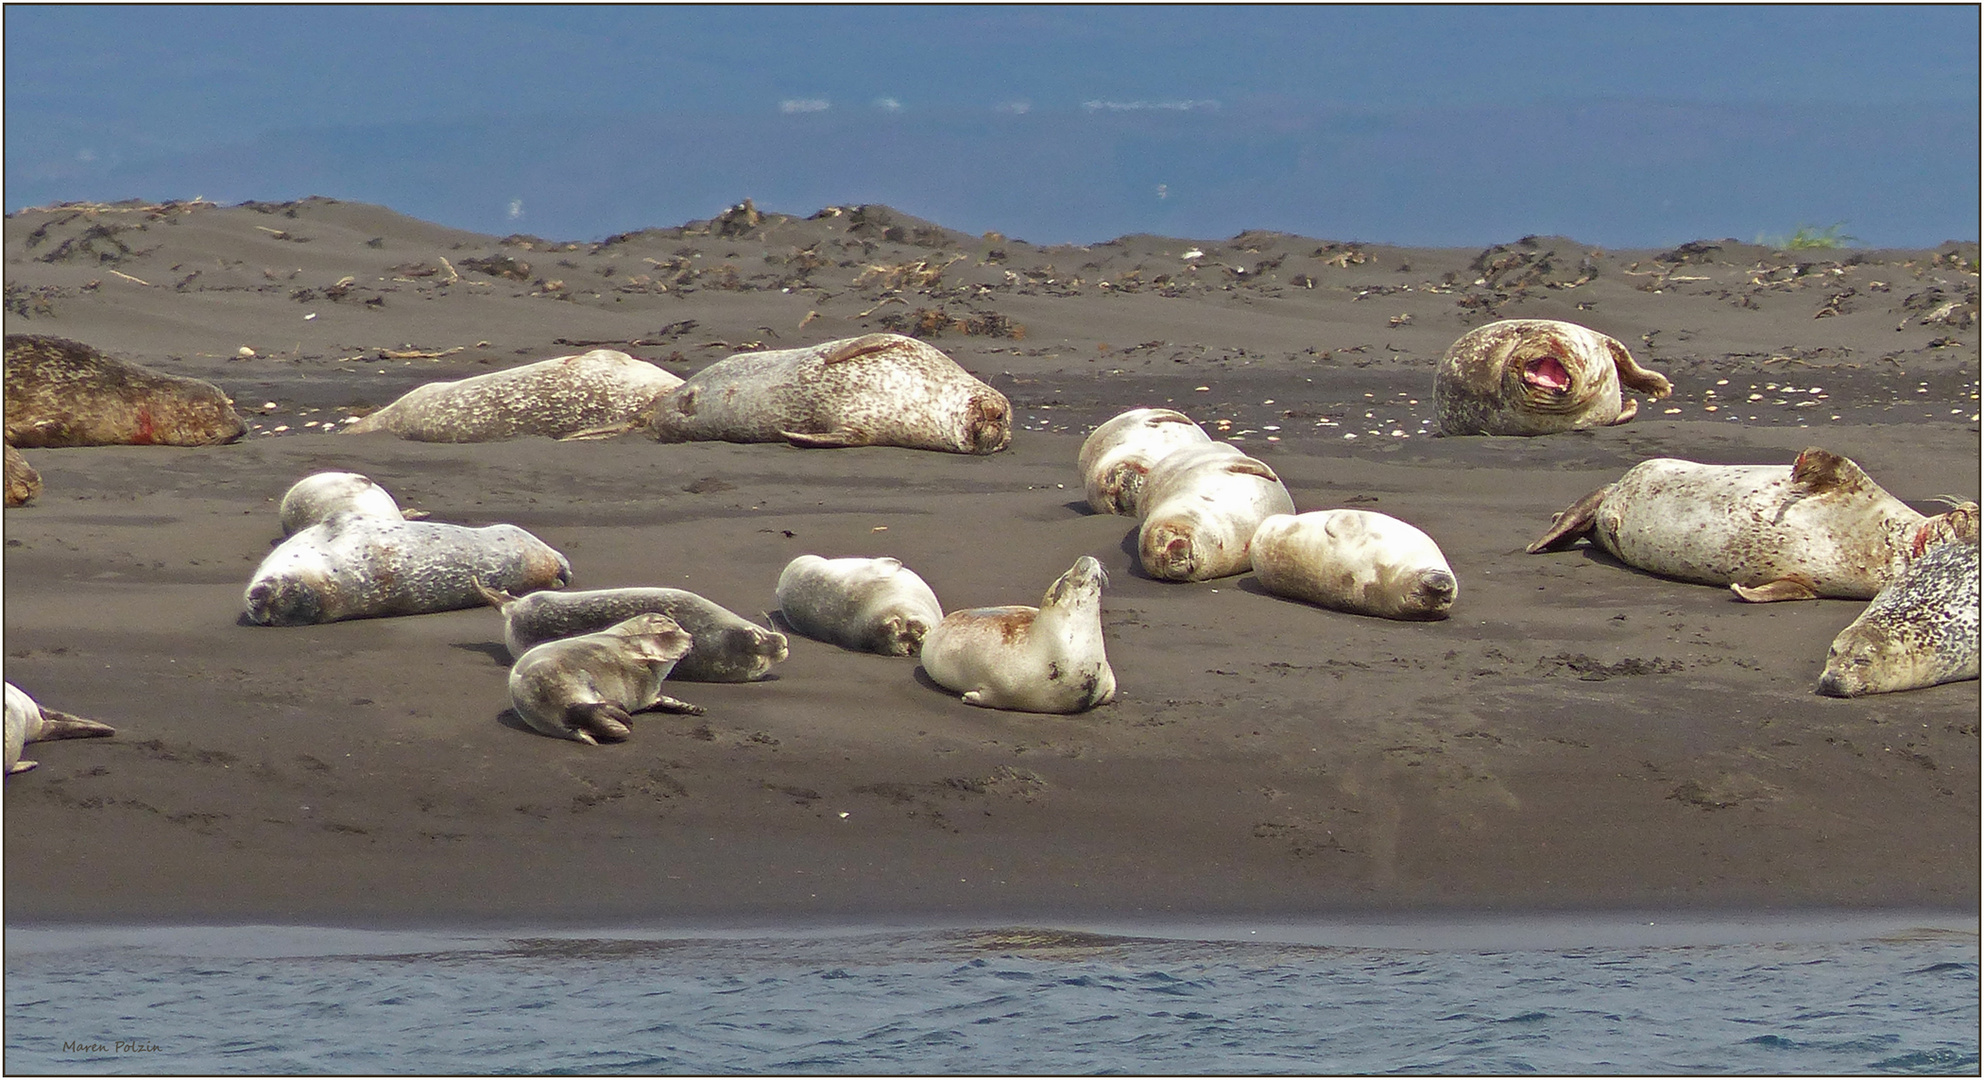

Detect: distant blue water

[6,916,1977,1075]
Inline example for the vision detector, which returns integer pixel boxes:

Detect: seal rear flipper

[641,693,706,716]
[1606,338,1672,399]
[9,759,37,774]
[1526,485,1612,553]
[781,429,862,448]
[1730,576,1820,603]
[34,708,115,741]
[565,702,634,743]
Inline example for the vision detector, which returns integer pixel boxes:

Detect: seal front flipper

[781,429,863,448]
[1730,575,1820,603]
[1526,485,1612,553]
[642,693,706,716]
[564,701,635,743]
[1605,398,1641,425]
[1606,338,1672,398]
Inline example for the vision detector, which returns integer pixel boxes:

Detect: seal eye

[1523,355,1571,392]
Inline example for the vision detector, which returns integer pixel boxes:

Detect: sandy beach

[3,197,1976,926]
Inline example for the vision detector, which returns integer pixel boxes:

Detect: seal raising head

[919,555,1116,713]
[1434,319,1671,436]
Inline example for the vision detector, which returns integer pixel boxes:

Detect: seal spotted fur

[245,512,570,626]
[478,584,787,681]
[1434,319,1671,436]
[5,444,40,507]
[4,334,245,447]
[1818,538,1980,697]
[508,614,706,744]
[649,333,1012,454]
[1528,447,1976,602]
[343,349,682,442]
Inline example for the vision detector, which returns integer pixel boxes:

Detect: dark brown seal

[4,334,246,447]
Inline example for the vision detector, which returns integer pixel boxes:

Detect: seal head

[1818,538,1980,697]
[1434,319,1671,436]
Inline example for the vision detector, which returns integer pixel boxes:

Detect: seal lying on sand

[1251,510,1459,620]
[1818,538,1980,697]
[4,334,246,447]
[5,444,41,507]
[920,555,1115,713]
[508,614,706,744]
[1136,442,1295,581]
[1527,447,1976,602]
[477,583,788,682]
[1434,319,1671,436]
[775,554,945,656]
[5,683,115,775]
[1077,407,1212,516]
[245,513,570,626]
[343,349,682,442]
[278,471,405,535]
[649,333,1012,454]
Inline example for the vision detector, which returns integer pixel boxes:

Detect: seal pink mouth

[1523,355,1571,392]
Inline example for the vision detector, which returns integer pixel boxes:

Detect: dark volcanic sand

[3,197,1977,927]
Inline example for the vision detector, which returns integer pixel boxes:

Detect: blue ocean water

[5,916,1977,1075]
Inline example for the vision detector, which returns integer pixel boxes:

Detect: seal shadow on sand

[452,640,512,666]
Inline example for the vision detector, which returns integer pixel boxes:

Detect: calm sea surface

[5,914,1976,1075]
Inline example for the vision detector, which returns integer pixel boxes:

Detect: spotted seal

[1818,538,1979,697]
[245,512,570,626]
[775,554,945,656]
[508,613,706,744]
[5,683,115,774]
[476,583,787,681]
[278,471,404,535]
[342,349,683,441]
[1077,407,1212,515]
[1527,447,1977,602]
[648,333,1012,453]
[1135,442,1295,581]
[919,555,1115,713]
[4,334,246,447]
[5,444,40,506]
[1434,319,1672,436]
[1251,510,1459,620]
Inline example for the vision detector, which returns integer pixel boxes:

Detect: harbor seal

[343,349,683,442]
[1077,407,1212,515]
[1527,447,1976,602]
[1434,319,1672,436]
[476,583,788,682]
[278,471,404,535]
[775,554,945,656]
[5,443,40,506]
[1817,538,1979,697]
[1250,510,1459,620]
[4,333,246,447]
[1135,442,1295,581]
[919,555,1115,713]
[648,333,1012,454]
[508,614,706,744]
[5,683,115,775]
[245,512,570,626]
